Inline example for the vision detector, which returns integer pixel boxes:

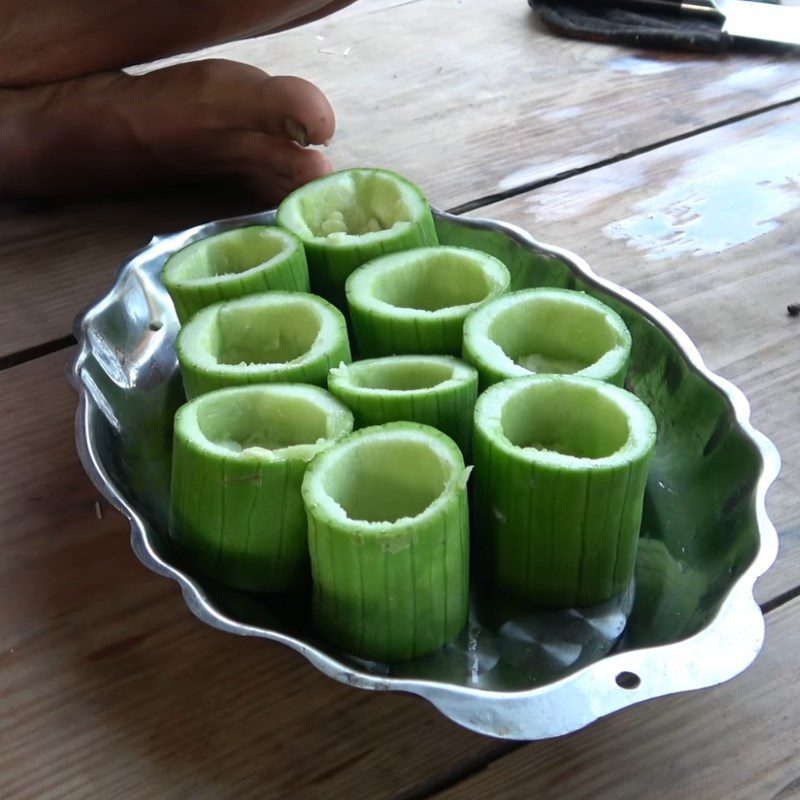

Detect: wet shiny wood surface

[1,1,799,798]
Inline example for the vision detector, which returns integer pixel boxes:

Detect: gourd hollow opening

[171,228,288,280]
[500,381,630,459]
[371,251,496,311]
[299,172,415,237]
[320,437,450,522]
[210,302,321,366]
[348,360,454,391]
[196,390,332,452]
[489,296,620,374]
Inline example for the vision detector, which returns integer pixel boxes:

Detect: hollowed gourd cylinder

[473,375,656,608]
[276,168,438,309]
[327,355,478,456]
[302,422,470,661]
[463,288,631,390]
[176,291,351,398]
[346,246,510,357]
[162,226,309,323]
[170,384,354,592]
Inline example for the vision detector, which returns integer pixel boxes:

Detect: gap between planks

[395,742,524,800]
[448,94,800,215]
[0,334,76,371]
[761,583,800,615]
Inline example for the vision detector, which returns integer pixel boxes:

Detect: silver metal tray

[71,208,779,740]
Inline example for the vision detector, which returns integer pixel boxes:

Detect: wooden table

[2,1,799,797]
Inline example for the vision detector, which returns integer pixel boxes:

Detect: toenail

[285,118,309,147]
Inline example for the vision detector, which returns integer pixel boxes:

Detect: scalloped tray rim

[69,207,780,740]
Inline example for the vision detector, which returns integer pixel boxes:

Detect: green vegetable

[276,168,438,309]
[302,422,470,661]
[473,375,656,607]
[162,226,309,324]
[176,291,351,398]
[346,246,510,357]
[463,288,631,389]
[170,384,354,592]
[327,355,478,456]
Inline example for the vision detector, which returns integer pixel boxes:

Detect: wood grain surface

[2,0,800,358]
[151,0,800,209]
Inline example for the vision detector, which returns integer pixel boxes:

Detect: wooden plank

[0,350,502,800]
[3,0,800,357]
[430,595,800,800]
[151,0,800,208]
[479,102,800,606]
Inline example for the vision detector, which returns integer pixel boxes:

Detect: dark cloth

[529,1,777,53]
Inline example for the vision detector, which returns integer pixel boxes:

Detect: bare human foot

[0,1,357,86]
[0,59,335,204]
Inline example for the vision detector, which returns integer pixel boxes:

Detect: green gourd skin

[162,226,309,324]
[302,422,470,661]
[176,291,351,399]
[346,246,511,358]
[463,288,632,391]
[473,375,656,608]
[327,356,478,456]
[276,168,438,311]
[163,169,654,660]
[169,384,354,593]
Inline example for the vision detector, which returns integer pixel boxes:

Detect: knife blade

[596,0,800,46]
[715,0,800,46]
